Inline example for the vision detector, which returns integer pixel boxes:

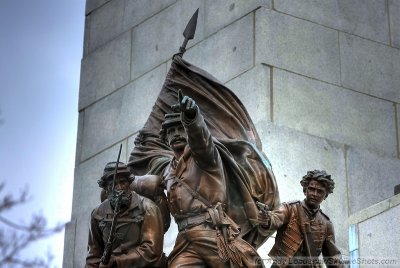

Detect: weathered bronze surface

[85,8,291,268]
[130,54,280,233]
[162,91,267,267]
[263,170,343,268]
[85,161,165,268]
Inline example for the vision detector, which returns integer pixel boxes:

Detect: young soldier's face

[304,179,327,209]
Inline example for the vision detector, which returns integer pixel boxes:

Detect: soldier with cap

[160,92,263,268]
[260,170,343,268]
[85,162,164,268]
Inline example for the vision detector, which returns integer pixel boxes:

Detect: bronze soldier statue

[260,170,343,268]
[161,91,264,267]
[85,162,164,268]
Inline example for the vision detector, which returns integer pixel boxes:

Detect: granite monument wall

[64,1,400,267]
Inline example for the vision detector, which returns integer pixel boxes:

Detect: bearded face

[105,175,132,209]
[108,190,132,209]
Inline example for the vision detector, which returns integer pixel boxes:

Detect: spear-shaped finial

[178,8,199,57]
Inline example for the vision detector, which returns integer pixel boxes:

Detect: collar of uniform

[171,145,191,178]
[173,145,191,162]
[301,199,320,217]
[103,193,141,216]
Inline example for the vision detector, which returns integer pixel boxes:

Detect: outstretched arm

[259,203,291,232]
[178,91,220,169]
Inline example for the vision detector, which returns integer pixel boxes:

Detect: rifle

[100,144,123,265]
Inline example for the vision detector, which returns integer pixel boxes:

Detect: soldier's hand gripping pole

[100,144,123,265]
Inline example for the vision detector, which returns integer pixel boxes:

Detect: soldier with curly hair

[260,170,343,268]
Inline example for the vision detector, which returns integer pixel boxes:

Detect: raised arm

[178,91,220,169]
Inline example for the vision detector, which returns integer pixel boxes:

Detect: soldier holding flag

[160,91,263,267]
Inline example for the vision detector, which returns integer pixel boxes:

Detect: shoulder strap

[295,203,319,258]
[173,176,213,208]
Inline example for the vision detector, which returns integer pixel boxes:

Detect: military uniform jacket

[268,200,342,268]
[85,193,163,268]
[163,108,227,220]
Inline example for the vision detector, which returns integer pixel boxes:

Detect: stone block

[85,0,111,15]
[398,104,400,157]
[204,0,271,36]
[273,69,397,157]
[80,64,165,160]
[358,205,400,260]
[73,213,92,267]
[347,146,400,214]
[340,33,400,103]
[72,142,128,218]
[347,199,390,225]
[390,194,400,207]
[75,112,84,166]
[88,0,125,52]
[274,0,389,45]
[255,8,340,85]
[389,0,400,48]
[79,31,131,110]
[122,0,177,31]
[83,16,90,57]
[63,220,76,268]
[185,13,253,83]
[131,0,205,79]
[225,64,271,124]
[256,122,348,251]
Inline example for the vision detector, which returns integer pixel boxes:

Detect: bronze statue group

[84,90,343,268]
[84,10,343,268]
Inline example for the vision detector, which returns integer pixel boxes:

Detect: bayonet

[178,8,199,56]
[100,144,123,265]
[111,144,123,192]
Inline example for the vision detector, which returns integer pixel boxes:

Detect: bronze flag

[128,55,280,248]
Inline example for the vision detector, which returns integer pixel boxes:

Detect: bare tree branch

[0,182,64,268]
[0,183,29,213]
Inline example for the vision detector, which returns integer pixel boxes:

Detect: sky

[0,1,85,267]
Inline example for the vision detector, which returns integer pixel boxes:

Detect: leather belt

[177,213,211,231]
